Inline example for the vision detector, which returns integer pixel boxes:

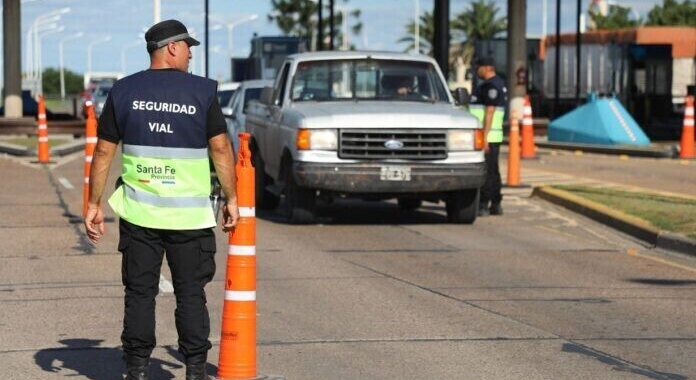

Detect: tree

[398,11,435,55]
[589,4,642,30]
[646,0,696,27]
[450,0,507,62]
[41,67,84,96]
[268,0,362,50]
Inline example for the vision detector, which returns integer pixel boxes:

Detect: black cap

[472,55,496,67]
[144,19,200,53]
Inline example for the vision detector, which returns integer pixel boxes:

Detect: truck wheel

[283,163,316,224]
[398,198,422,211]
[446,189,479,224]
[252,149,279,210]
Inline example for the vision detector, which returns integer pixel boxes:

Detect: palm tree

[451,0,507,62]
[398,11,435,55]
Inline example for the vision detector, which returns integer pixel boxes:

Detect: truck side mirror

[454,87,470,106]
[221,106,233,117]
[260,87,274,105]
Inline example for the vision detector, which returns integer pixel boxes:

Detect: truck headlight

[297,129,337,151]
[447,130,475,151]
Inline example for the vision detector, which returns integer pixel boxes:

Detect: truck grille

[339,129,448,160]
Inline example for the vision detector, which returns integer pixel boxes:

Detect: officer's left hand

[222,200,240,232]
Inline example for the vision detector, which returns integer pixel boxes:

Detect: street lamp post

[59,32,83,99]
[28,7,70,79]
[87,36,112,74]
[121,40,143,75]
[37,26,65,96]
[224,14,258,60]
[58,32,82,98]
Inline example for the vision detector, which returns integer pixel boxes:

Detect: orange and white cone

[217,133,258,379]
[507,110,521,187]
[521,95,537,159]
[83,101,98,217]
[680,95,694,159]
[37,95,50,163]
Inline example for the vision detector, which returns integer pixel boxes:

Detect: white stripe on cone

[523,106,532,114]
[84,177,90,184]
[86,137,98,144]
[228,245,256,256]
[38,125,47,130]
[239,207,255,217]
[38,113,46,119]
[686,108,694,117]
[38,137,48,142]
[224,290,256,301]
[85,156,93,163]
[685,119,695,127]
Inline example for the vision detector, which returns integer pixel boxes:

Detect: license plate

[380,166,411,181]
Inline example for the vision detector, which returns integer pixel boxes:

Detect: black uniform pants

[118,219,217,359]
[481,142,502,205]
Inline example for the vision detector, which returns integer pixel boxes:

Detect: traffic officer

[84,20,240,380]
[469,55,507,216]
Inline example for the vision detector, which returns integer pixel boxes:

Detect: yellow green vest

[469,105,505,143]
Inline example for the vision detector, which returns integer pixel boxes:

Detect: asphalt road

[1,151,695,380]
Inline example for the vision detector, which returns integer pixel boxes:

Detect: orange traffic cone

[680,95,694,159]
[83,101,98,217]
[521,95,537,159]
[507,110,521,187]
[217,133,258,379]
[37,95,50,163]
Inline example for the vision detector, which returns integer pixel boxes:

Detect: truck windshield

[291,59,450,103]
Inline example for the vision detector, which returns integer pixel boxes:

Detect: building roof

[541,26,696,59]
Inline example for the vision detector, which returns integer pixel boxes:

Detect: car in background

[222,79,273,152]
[81,81,112,118]
[217,82,240,110]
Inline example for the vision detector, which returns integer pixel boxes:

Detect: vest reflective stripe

[469,105,505,143]
[123,144,208,159]
[125,185,212,208]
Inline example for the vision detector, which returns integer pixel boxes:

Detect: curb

[534,141,677,158]
[0,139,85,157]
[532,186,696,257]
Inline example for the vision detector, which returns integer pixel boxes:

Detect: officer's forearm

[209,135,237,203]
[88,139,118,205]
[483,106,495,141]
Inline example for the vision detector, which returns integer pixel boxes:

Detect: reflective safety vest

[469,105,505,143]
[107,69,218,230]
[469,75,507,144]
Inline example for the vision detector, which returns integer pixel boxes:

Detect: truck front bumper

[293,162,486,194]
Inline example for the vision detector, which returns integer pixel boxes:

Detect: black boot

[478,202,490,217]
[125,356,150,380]
[186,353,211,380]
[490,202,503,215]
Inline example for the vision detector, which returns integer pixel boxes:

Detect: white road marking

[58,177,74,189]
[159,274,174,293]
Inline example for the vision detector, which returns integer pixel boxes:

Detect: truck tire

[398,198,422,211]
[446,189,479,224]
[252,149,280,210]
[283,163,316,224]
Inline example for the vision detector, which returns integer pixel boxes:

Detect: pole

[414,0,420,53]
[153,0,160,24]
[204,0,209,78]
[317,0,323,51]
[507,0,526,120]
[553,0,561,117]
[433,0,449,80]
[329,0,334,50]
[575,0,582,105]
[59,32,82,100]
[3,0,22,118]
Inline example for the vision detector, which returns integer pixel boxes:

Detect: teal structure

[548,94,651,146]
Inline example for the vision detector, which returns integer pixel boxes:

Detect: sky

[9,0,663,83]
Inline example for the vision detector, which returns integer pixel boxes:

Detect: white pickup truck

[245,51,486,224]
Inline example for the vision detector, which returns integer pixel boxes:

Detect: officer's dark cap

[472,55,496,67]
[144,19,200,53]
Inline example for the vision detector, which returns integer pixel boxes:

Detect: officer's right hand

[84,203,105,244]
[222,200,240,232]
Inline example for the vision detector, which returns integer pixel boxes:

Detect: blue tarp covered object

[548,94,651,146]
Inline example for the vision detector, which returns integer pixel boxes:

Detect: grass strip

[553,185,696,240]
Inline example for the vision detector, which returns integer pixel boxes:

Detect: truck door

[266,63,291,177]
